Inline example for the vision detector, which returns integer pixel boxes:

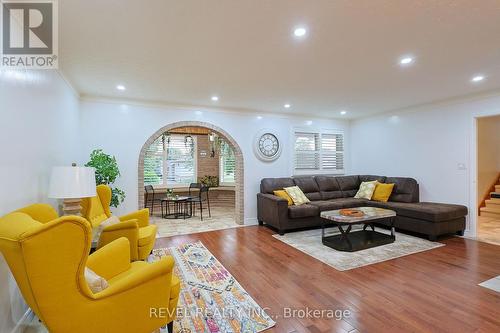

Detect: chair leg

[167,321,173,333]
[207,198,211,217]
[200,202,203,221]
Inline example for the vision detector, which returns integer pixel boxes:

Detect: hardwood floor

[156,226,500,333]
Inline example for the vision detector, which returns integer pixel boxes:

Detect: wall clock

[254,129,282,162]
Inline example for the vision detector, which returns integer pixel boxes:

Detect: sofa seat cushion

[309,198,368,212]
[369,201,468,222]
[288,204,319,219]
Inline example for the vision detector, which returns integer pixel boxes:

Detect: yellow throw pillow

[284,186,310,206]
[273,190,293,206]
[372,183,395,202]
[354,181,378,199]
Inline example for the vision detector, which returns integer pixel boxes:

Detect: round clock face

[259,133,279,157]
[254,130,282,161]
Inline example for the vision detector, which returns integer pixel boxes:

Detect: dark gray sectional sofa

[257,175,468,240]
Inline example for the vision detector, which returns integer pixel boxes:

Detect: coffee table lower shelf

[322,230,395,252]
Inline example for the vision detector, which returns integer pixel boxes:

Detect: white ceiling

[59,0,500,119]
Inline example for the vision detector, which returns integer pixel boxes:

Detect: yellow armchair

[81,184,157,261]
[0,204,179,333]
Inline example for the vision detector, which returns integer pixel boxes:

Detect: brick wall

[138,121,244,224]
[196,134,219,180]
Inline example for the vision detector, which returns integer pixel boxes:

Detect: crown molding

[56,69,80,98]
[79,95,348,123]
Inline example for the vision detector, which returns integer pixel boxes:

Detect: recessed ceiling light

[471,75,485,83]
[116,84,126,91]
[340,110,347,115]
[306,120,313,125]
[257,116,263,120]
[195,111,203,115]
[399,57,414,65]
[211,96,219,101]
[293,27,307,37]
[284,104,291,108]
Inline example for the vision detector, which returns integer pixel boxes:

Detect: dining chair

[188,183,211,220]
[144,185,163,216]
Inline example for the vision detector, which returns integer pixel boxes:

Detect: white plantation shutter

[165,135,196,186]
[294,130,345,174]
[294,132,320,170]
[321,133,344,171]
[220,143,236,184]
[143,136,164,185]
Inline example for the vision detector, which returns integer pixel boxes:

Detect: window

[143,136,164,186]
[219,141,235,185]
[143,134,197,187]
[293,130,344,174]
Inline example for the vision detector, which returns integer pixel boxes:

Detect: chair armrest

[257,193,289,232]
[99,220,140,259]
[103,219,138,232]
[87,237,131,279]
[14,203,59,223]
[120,208,150,228]
[93,256,175,299]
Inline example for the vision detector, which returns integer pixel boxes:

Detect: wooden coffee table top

[321,207,396,224]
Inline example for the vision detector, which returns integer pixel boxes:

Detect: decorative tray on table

[339,209,365,217]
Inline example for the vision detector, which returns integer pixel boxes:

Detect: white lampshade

[48,166,97,199]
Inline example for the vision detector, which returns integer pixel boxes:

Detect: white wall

[477,115,500,205]
[0,69,80,332]
[350,94,500,233]
[77,100,350,222]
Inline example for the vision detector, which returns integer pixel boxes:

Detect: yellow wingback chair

[0,204,179,333]
[81,185,157,261]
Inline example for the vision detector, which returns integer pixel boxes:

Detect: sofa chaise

[257,175,467,240]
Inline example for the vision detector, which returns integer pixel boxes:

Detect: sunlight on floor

[476,215,500,246]
[151,206,243,238]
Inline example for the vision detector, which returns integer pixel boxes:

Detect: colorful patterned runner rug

[151,242,275,333]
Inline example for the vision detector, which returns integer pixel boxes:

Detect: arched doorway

[138,121,244,225]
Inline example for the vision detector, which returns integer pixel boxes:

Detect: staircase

[480,181,500,218]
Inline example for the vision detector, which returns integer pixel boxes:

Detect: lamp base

[62,198,82,216]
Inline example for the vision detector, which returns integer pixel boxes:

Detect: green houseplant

[199,175,219,188]
[85,149,126,208]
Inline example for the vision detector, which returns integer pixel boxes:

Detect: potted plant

[85,149,126,208]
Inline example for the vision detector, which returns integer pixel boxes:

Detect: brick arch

[138,121,244,225]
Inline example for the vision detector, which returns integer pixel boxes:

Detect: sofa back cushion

[386,177,419,202]
[293,177,322,201]
[359,175,386,183]
[336,175,361,197]
[261,177,295,194]
[315,176,343,200]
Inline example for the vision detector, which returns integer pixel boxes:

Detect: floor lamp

[48,165,97,216]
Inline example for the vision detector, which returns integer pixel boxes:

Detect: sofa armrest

[257,193,289,232]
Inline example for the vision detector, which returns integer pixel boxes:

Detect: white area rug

[273,227,444,271]
[479,275,500,293]
[151,207,244,238]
